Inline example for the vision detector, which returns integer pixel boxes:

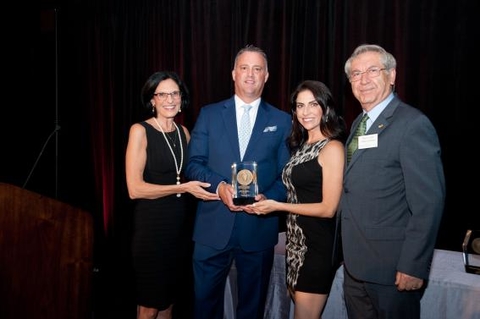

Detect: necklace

[165,131,177,147]
[153,117,183,197]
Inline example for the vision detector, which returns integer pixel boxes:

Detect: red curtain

[3,0,477,250]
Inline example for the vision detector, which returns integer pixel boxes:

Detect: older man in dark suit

[339,44,446,319]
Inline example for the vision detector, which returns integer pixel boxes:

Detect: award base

[233,197,256,205]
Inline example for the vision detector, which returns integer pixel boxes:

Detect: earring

[178,108,182,113]
[152,105,155,113]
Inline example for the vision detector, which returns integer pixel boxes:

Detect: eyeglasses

[349,67,386,82]
[153,91,181,100]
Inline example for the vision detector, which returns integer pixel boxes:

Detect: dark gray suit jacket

[340,96,446,285]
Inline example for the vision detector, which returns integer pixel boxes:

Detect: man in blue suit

[339,44,446,319]
[185,45,291,319]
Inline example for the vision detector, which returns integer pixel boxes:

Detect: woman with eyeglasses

[125,71,219,319]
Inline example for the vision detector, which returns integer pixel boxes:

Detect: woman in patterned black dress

[247,80,346,319]
[125,71,219,319]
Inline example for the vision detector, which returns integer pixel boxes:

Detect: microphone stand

[22,124,61,190]
[23,8,60,198]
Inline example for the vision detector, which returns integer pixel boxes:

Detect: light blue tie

[347,113,368,163]
[239,105,252,160]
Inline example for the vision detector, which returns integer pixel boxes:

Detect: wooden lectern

[0,182,94,319]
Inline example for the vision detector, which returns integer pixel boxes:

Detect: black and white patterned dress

[282,138,338,293]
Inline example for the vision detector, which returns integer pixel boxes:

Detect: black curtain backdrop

[1,0,478,317]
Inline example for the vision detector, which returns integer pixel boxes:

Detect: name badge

[358,134,378,149]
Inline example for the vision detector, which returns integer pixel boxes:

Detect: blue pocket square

[263,126,277,132]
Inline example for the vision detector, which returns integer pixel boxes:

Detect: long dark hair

[287,80,346,153]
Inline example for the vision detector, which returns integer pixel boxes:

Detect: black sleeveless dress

[282,139,338,294]
[131,121,189,310]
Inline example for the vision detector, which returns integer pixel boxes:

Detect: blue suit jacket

[340,96,446,284]
[185,97,291,251]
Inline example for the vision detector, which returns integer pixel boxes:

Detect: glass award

[232,161,258,205]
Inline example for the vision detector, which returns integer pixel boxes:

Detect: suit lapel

[221,98,242,159]
[221,99,271,160]
[367,97,399,135]
[347,98,400,168]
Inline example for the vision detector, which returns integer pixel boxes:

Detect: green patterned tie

[347,113,368,163]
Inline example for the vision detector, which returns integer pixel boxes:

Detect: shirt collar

[365,92,395,127]
[234,95,261,109]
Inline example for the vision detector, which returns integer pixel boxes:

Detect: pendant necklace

[163,129,177,147]
[166,131,177,147]
[153,117,183,197]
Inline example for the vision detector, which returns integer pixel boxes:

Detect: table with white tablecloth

[225,232,480,319]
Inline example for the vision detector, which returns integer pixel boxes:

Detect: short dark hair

[233,44,268,72]
[140,71,190,113]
